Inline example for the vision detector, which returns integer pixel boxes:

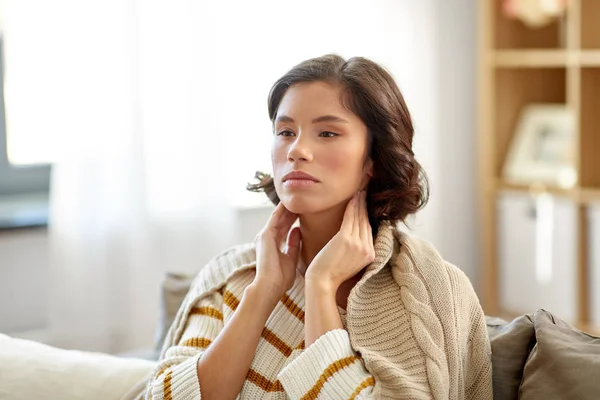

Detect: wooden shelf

[493,50,568,67]
[478,0,600,332]
[581,0,600,49]
[495,183,600,204]
[492,50,600,67]
[496,181,577,197]
[580,51,600,66]
[581,188,600,204]
[581,68,600,188]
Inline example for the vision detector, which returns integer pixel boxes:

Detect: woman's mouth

[282,170,320,188]
[283,179,318,188]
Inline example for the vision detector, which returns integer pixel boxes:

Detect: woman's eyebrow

[275,114,350,124]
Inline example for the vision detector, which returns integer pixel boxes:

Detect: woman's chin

[280,197,323,215]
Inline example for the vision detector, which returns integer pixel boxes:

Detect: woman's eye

[276,130,338,137]
[319,131,338,138]
[276,130,295,137]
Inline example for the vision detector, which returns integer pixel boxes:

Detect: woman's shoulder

[390,229,477,300]
[188,241,258,298]
[390,229,486,339]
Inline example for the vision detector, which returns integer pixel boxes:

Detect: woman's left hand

[305,190,375,290]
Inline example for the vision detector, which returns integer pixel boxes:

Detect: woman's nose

[287,135,313,162]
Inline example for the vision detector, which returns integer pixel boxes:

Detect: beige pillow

[519,309,600,400]
[486,314,535,400]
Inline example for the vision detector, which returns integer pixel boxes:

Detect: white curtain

[1,0,440,353]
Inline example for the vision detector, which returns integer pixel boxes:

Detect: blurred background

[0,0,597,357]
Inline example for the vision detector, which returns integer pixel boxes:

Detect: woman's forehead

[276,82,355,121]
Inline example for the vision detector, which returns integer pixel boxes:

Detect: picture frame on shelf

[503,104,577,189]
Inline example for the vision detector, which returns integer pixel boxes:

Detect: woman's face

[271,81,373,215]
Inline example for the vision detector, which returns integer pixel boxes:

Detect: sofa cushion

[486,314,535,400]
[0,333,156,400]
[519,309,600,400]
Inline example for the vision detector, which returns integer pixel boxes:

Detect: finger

[360,191,371,242]
[353,191,361,236]
[341,192,358,233]
[277,205,298,233]
[276,211,299,253]
[284,227,301,261]
[256,204,282,244]
[277,207,297,232]
[266,203,296,237]
[265,202,287,231]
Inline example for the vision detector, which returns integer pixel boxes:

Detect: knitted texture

[142,222,493,399]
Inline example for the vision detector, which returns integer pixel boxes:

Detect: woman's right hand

[252,202,302,301]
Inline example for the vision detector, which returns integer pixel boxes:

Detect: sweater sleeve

[464,299,494,399]
[277,329,375,399]
[145,290,225,400]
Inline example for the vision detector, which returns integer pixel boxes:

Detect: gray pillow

[519,309,600,400]
[153,272,194,357]
[486,314,536,400]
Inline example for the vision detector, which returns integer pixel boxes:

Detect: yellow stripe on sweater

[348,376,375,399]
[300,356,359,400]
[261,327,293,357]
[224,290,240,311]
[189,306,223,321]
[246,368,285,392]
[281,293,305,323]
[180,337,212,349]
[163,369,173,400]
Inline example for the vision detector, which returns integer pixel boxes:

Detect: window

[0,35,50,229]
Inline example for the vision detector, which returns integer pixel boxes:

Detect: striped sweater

[143,222,493,399]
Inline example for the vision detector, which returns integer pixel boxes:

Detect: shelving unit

[478,0,600,334]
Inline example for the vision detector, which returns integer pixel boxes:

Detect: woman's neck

[298,202,346,270]
[297,201,372,310]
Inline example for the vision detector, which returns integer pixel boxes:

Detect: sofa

[1,272,599,400]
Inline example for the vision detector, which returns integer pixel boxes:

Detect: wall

[434,0,478,286]
[0,228,49,336]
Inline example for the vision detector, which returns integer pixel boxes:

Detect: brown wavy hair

[247,54,429,229]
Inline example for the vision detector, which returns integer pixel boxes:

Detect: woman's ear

[361,159,374,190]
[365,158,374,179]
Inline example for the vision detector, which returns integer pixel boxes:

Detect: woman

[144,54,492,399]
